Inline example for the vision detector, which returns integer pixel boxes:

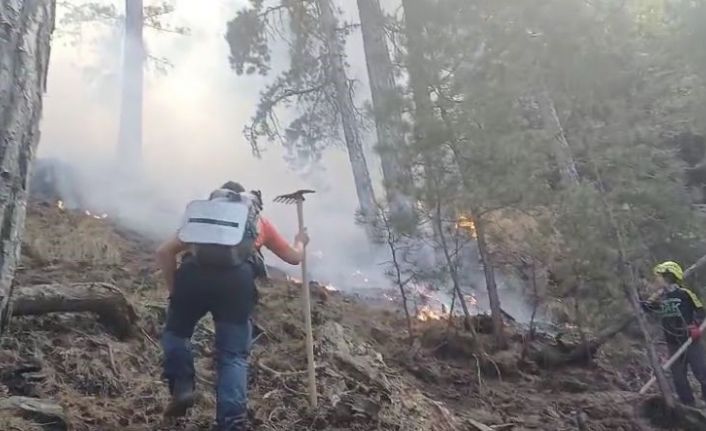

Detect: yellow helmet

[653,261,684,283]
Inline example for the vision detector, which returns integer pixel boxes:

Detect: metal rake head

[273,189,316,204]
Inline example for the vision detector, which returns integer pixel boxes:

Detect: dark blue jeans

[161,258,256,430]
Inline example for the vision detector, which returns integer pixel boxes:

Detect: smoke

[38,0,544,325]
[39,0,389,287]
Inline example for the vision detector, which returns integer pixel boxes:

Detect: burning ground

[0,202,699,430]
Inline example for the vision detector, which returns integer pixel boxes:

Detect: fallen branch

[258,360,324,378]
[11,282,137,339]
[466,416,493,431]
[0,396,69,429]
[333,351,392,392]
[530,317,634,368]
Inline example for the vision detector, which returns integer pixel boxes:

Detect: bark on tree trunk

[117,0,144,170]
[536,87,580,186]
[400,0,434,146]
[356,0,413,224]
[0,0,56,335]
[475,215,507,348]
[401,0,446,257]
[318,0,377,221]
[11,282,137,339]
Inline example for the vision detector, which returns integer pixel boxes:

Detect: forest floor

[0,202,695,430]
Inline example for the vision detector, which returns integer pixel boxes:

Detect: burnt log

[11,282,137,339]
[529,317,634,368]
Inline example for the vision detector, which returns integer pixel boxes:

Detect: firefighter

[642,261,706,405]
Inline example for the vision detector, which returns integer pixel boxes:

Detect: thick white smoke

[38,0,544,325]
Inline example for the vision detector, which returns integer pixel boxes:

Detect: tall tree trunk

[400,0,434,147]
[401,0,446,253]
[317,0,376,221]
[0,0,56,334]
[356,0,412,225]
[474,215,506,348]
[536,87,579,186]
[117,0,144,170]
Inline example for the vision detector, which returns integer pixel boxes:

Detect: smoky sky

[38,0,541,323]
[40,0,390,287]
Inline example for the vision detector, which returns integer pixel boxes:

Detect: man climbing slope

[156,181,309,431]
[642,261,706,406]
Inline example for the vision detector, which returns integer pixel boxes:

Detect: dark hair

[221,181,245,193]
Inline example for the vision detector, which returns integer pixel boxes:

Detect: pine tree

[357,0,413,224]
[117,0,144,169]
[226,0,378,220]
[58,1,187,168]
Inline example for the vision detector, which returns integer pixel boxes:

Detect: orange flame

[57,200,65,210]
[417,305,443,321]
[456,215,477,238]
[84,209,108,220]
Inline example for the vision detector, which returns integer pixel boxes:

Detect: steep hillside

[0,203,692,430]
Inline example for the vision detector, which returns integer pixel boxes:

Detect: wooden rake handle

[639,319,706,395]
[296,200,318,408]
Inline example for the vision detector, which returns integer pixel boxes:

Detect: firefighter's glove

[689,324,702,342]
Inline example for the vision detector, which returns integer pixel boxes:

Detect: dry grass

[23,205,124,266]
[0,203,668,431]
[0,416,42,431]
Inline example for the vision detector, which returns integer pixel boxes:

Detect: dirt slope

[0,203,675,430]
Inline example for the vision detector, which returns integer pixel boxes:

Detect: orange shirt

[254,217,291,262]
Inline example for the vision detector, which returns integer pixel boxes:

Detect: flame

[54,201,108,219]
[456,215,477,238]
[83,209,108,220]
[324,284,339,292]
[417,305,443,321]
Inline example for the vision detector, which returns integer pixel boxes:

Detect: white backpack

[178,189,262,266]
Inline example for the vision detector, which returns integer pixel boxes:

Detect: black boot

[164,377,194,417]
